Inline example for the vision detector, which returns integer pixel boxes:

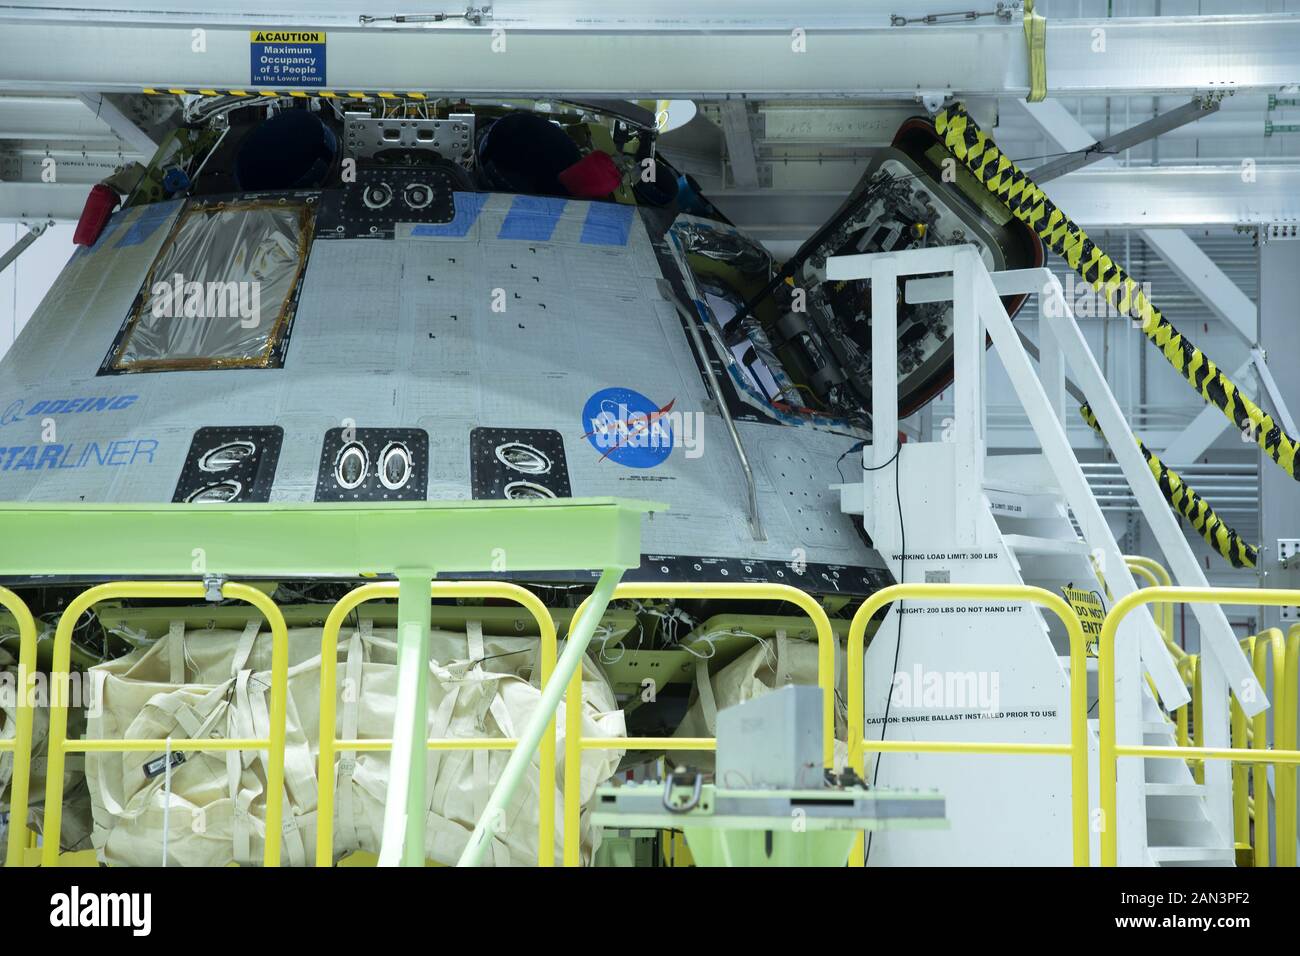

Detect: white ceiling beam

[1018,99,1261,347]
[76,94,160,157]
[712,163,1300,241]
[0,181,87,223]
[0,95,116,141]
[0,14,1296,97]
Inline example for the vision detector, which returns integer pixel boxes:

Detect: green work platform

[0,497,655,579]
[0,497,658,867]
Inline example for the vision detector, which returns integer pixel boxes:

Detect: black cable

[864,441,904,866]
[836,440,868,483]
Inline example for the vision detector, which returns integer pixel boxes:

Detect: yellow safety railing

[0,586,38,867]
[1283,624,1300,867]
[561,582,837,867]
[314,581,561,867]
[845,583,1091,867]
[1124,556,1200,778]
[1124,556,1174,646]
[39,582,289,867]
[1098,587,1300,867]
[1227,629,1294,867]
[1251,630,1287,866]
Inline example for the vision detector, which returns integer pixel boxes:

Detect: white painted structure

[836,245,1265,865]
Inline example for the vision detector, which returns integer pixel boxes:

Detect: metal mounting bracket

[202,574,226,602]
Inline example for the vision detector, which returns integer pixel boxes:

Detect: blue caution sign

[250,30,327,87]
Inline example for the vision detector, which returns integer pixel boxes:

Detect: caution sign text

[250,30,327,87]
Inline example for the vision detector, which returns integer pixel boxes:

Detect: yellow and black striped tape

[143,88,429,100]
[934,104,1300,482]
[1080,405,1257,569]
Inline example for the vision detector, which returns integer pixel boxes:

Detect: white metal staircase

[987,466,1234,865]
[832,246,1267,865]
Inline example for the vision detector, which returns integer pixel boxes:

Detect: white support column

[718,100,759,189]
[1038,316,1067,427]
[951,248,984,548]
[869,254,901,556]
[870,255,899,471]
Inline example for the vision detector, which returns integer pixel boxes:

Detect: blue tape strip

[409,191,488,238]
[579,203,634,246]
[114,200,182,248]
[498,195,567,241]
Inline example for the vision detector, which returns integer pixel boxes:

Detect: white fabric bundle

[85,621,625,866]
[672,631,847,771]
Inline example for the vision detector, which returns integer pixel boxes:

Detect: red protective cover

[558,151,622,198]
[73,184,120,246]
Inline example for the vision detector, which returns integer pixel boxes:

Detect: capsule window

[186,479,243,503]
[104,200,313,374]
[198,440,257,472]
[334,442,369,490]
[503,480,556,500]
[378,442,413,490]
[494,442,552,475]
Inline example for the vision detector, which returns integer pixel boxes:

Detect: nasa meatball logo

[581,387,675,468]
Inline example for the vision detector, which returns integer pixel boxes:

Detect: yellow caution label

[250,31,326,43]
[1061,585,1105,658]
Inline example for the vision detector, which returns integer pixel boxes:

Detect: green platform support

[0,497,657,866]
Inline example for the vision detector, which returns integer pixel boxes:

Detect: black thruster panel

[445,553,894,597]
[172,426,284,503]
[314,427,429,501]
[633,554,894,596]
[314,166,456,239]
[470,428,572,500]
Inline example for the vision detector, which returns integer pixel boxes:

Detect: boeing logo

[0,394,139,428]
